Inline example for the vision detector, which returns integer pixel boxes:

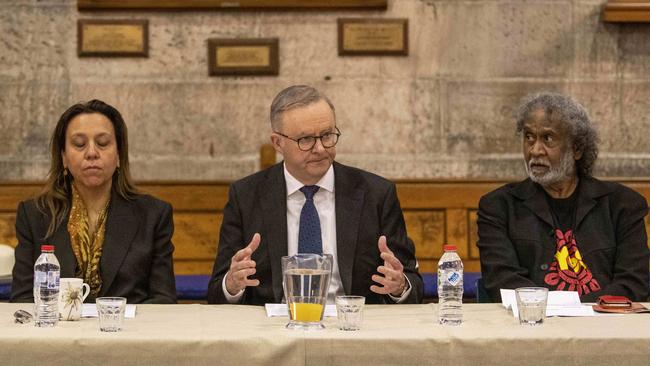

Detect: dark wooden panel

[0,184,41,213]
[140,183,230,211]
[446,209,469,259]
[603,0,650,22]
[403,210,445,260]
[396,182,504,209]
[174,260,215,275]
[468,210,479,260]
[172,213,221,260]
[0,213,17,246]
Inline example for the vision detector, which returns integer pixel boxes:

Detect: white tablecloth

[2,303,650,366]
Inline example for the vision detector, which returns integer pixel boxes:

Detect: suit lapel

[99,194,139,295]
[575,176,611,229]
[515,179,555,229]
[50,217,76,278]
[333,163,364,295]
[575,191,596,230]
[260,165,289,302]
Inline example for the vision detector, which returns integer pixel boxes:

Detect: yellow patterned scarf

[67,184,110,297]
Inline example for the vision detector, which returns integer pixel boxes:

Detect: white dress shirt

[223,163,410,303]
[283,164,343,303]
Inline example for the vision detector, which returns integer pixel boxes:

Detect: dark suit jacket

[11,192,177,304]
[207,161,423,305]
[477,176,649,302]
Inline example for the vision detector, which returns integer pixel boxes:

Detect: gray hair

[269,85,336,130]
[515,92,598,177]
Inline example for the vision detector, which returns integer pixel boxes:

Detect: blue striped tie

[298,185,322,254]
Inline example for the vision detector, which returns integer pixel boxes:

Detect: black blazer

[478,176,649,302]
[11,192,177,304]
[207,161,423,305]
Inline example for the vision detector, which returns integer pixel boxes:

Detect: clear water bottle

[33,244,60,327]
[438,244,463,326]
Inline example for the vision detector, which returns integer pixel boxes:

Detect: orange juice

[289,302,324,322]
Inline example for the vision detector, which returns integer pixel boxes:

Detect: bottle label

[46,271,60,289]
[446,271,462,286]
[34,271,46,285]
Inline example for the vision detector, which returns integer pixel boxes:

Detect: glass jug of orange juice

[282,253,332,330]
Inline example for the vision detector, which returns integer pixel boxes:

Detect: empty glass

[336,295,365,331]
[515,287,548,326]
[96,297,126,332]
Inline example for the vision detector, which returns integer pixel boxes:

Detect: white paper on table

[546,304,595,317]
[500,289,594,317]
[500,289,518,310]
[82,304,137,318]
[264,303,337,318]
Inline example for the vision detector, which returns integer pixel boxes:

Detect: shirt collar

[283,163,335,197]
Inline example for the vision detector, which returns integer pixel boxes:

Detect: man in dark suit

[477,92,649,302]
[207,85,422,305]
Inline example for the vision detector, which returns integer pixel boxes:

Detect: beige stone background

[0,0,648,182]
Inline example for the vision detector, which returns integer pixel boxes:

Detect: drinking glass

[96,297,126,332]
[515,287,548,326]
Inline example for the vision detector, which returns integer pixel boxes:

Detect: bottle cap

[40,245,55,252]
[443,244,457,251]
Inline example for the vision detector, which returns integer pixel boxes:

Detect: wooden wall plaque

[78,19,148,57]
[208,38,279,76]
[338,18,409,56]
[78,0,387,10]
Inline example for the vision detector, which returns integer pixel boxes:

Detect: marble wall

[0,0,648,181]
